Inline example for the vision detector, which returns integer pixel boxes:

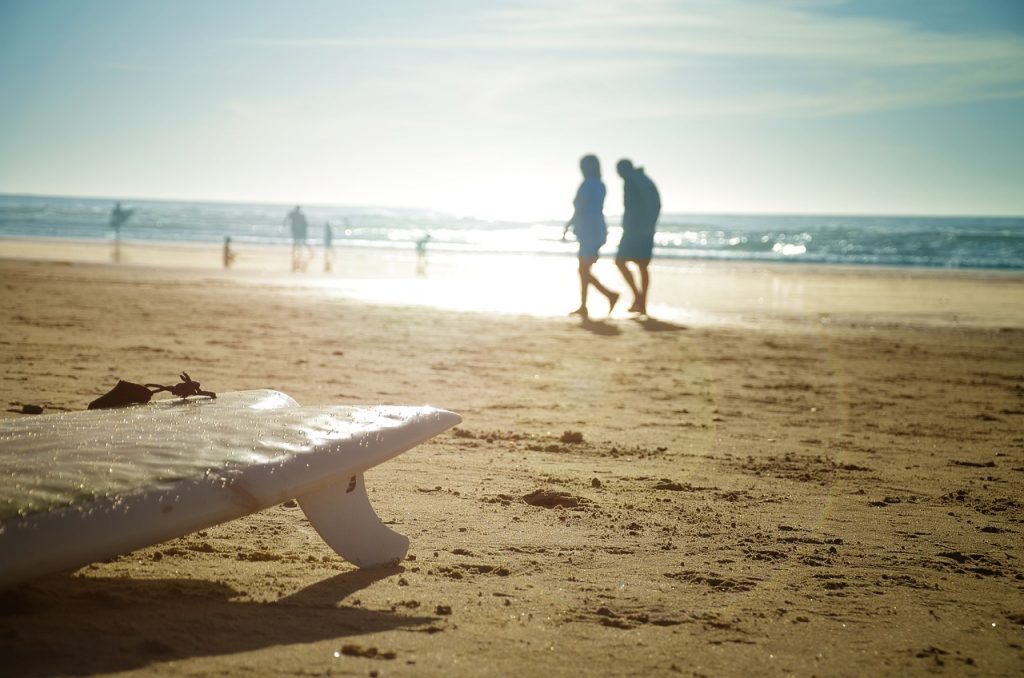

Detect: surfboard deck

[0,390,461,588]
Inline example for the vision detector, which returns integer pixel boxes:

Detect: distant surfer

[108,201,133,263]
[614,159,660,316]
[416,233,431,276]
[324,220,334,273]
[284,206,312,272]
[562,154,619,319]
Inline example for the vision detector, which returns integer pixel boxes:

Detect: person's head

[616,159,634,178]
[579,154,601,179]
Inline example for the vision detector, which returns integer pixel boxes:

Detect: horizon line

[1,190,1022,222]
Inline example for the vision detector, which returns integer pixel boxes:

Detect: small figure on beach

[416,233,431,276]
[109,201,133,263]
[615,159,661,315]
[222,236,237,269]
[323,221,334,272]
[563,154,619,319]
[284,206,312,272]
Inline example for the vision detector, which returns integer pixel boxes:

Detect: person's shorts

[617,231,654,260]
[578,236,606,258]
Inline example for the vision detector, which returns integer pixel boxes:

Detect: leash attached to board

[88,372,216,410]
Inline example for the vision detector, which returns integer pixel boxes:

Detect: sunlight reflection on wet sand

[3,238,1021,329]
[270,252,1024,330]
[264,252,730,326]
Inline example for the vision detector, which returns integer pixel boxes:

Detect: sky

[1,0,1022,219]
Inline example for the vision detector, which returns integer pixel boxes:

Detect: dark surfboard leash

[88,372,216,410]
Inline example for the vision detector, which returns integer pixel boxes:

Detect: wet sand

[1,248,1022,676]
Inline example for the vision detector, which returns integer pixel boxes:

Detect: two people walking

[563,155,661,318]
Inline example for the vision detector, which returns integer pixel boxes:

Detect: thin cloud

[224,0,1024,119]
[234,1,1024,68]
[484,0,1024,69]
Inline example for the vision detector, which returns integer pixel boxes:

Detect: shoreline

[3,234,1024,277]
[2,237,1023,330]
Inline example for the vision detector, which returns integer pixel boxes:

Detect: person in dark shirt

[614,159,661,315]
[285,206,312,272]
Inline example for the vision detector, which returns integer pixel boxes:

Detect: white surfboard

[0,390,461,589]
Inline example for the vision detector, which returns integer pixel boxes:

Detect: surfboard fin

[297,473,409,568]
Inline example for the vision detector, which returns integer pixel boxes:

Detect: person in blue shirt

[615,159,661,315]
[562,154,619,318]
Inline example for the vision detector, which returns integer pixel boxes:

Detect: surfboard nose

[430,408,462,429]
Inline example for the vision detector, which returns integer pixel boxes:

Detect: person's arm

[622,175,635,212]
[563,183,585,241]
[562,215,574,241]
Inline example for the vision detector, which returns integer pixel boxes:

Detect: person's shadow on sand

[631,316,687,332]
[1,567,433,677]
[574,316,684,336]
[578,317,621,336]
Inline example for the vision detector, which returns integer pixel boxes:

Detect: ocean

[1,193,1022,270]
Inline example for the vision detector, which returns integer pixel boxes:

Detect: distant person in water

[615,159,661,315]
[223,236,237,269]
[284,206,312,272]
[323,221,334,272]
[562,154,619,318]
[416,233,431,276]
[108,201,133,263]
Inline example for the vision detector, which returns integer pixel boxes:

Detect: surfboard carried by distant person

[0,390,461,588]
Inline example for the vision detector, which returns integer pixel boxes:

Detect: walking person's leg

[636,260,650,315]
[577,257,619,316]
[616,258,640,309]
[572,256,595,317]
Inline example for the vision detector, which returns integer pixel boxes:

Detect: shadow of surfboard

[0,568,434,676]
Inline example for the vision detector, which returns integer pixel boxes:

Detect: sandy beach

[1,243,1023,676]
